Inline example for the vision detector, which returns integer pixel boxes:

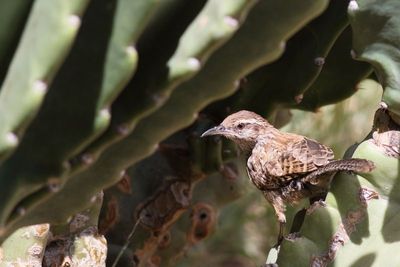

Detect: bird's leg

[275,221,285,248]
[263,190,287,248]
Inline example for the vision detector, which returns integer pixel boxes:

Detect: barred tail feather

[303,159,375,183]
[326,159,375,173]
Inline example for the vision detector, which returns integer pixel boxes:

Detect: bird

[201,110,375,247]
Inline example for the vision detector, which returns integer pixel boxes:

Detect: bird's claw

[289,180,303,191]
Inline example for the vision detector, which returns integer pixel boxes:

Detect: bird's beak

[201,125,228,137]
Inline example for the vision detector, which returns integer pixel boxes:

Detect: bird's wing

[251,136,334,178]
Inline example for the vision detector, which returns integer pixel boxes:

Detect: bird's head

[201,110,273,152]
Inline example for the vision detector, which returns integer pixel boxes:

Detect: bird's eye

[237,123,245,129]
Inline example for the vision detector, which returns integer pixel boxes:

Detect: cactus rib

[296,27,372,111]
[0,0,90,161]
[230,0,351,115]
[72,0,256,170]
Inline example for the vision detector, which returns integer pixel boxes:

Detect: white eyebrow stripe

[240,118,263,124]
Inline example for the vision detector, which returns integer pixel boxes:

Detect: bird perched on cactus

[201,110,375,246]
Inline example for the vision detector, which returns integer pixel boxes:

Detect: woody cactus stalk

[0,0,398,266]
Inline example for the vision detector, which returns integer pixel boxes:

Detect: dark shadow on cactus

[295,27,372,111]
[0,1,35,84]
[106,244,135,267]
[289,208,306,234]
[332,175,370,245]
[331,144,370,245]
[100,130,199,266]
[100,150,175,246]
[349,253,376,267]
[382,157,400,242]
[100,128,250,266]
[297,202,334,249]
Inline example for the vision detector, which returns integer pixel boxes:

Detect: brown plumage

[202,110,375,246]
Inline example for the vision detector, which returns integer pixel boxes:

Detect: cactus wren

[202,110,375,246]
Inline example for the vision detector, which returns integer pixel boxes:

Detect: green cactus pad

[349,0,400,116]
[276,139,400,266]
[0,224,50,266]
